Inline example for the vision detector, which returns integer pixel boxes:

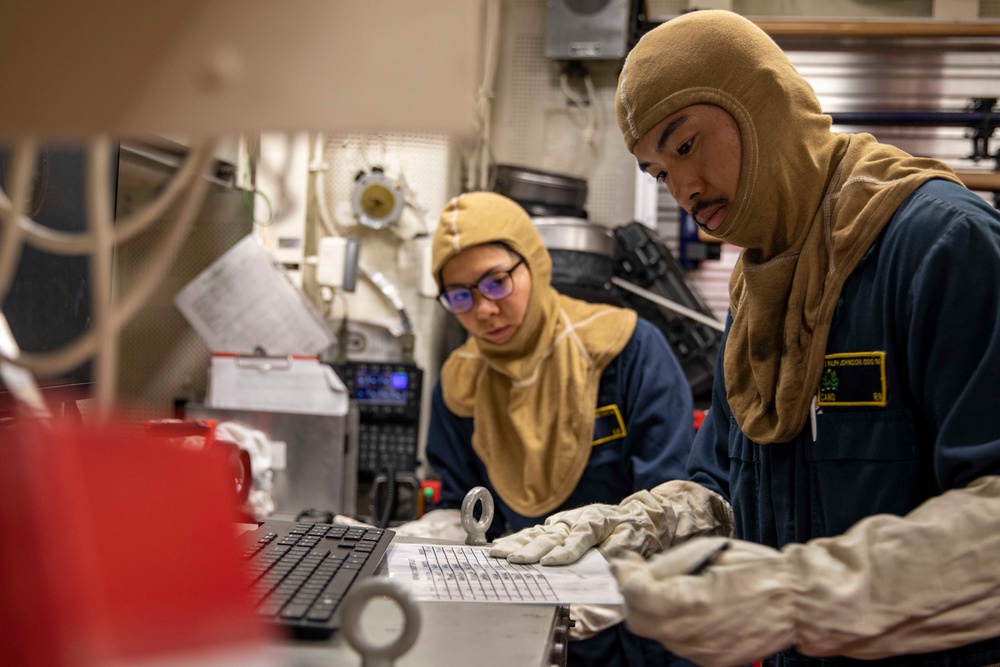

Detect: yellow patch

[817,351,887,407]
[593,404,626,445]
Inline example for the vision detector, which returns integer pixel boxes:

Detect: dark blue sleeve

[423,381,497,514]
[897,185,1000,488]
[687,314,733,503]
[619,318,695,491]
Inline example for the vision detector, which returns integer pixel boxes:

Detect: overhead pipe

[953,171,1000,192]
[828,110,996,127]
[828,100,999,198]
[754,19,1000,39]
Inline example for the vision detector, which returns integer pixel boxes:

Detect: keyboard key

[280,604,310,619]
[307,606,336,621]
[325,568,359,596]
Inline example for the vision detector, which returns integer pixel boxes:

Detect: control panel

[332,362,423,475]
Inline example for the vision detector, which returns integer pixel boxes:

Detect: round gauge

[351,170,405,230]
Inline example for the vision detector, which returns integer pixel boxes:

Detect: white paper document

[207,354,348,416]
[385,543,624,605]
[174,235,334,356]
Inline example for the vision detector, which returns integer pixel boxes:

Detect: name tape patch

[817,351,887,407]
[593,404,626,446]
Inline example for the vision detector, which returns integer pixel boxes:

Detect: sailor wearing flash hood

[491,11,1000,667]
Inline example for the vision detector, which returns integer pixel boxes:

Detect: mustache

[690,197,729,225]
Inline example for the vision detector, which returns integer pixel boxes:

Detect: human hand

[568,604,625,640]
[488,496,661,565]
[611,536,794,667]
[391,509,467,542]
[332,514,376,529]
[489,481,733,565]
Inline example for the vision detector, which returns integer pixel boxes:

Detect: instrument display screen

[353,368,409,406]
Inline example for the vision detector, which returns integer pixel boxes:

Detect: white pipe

[87,137,117,413]
[612,276,726,332]
[0,140,36,300]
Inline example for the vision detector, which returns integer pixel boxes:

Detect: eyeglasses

[438,259,525,315]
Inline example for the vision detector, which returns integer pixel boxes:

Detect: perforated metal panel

[492,0,640,227]
[309,131,460,476]
[113,181,253,419]
[309,132,455,347]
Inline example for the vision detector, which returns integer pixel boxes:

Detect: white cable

[112,141,212,244]
[359,261,405,312]
[0,140,51,417]
[612,276,726,332]
[358,261,412,334]
[243,134,275,228]
[0,141,50,416]
[0,312,50,418]
[255,132,297,223]
[465,0,501,190]
[559,72,588,174]
[582,70,603,171]
[9,142,211,256]
[16,325,95,379]
[480,0,501,189]
[310,132,339,238]
[397,171,431,235]
[335,289,349,324]
[87,137,118,412]
[0,137,216,414]
[9,140,218,381]
[558,69,603,177]
[0,139,37,300]
[112,144,216,329]
[314,132,428,237]
[377,134,389,168]
[357,134,375,172]
[559,73,589,118]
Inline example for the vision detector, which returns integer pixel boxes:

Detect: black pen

[686,540,731,575]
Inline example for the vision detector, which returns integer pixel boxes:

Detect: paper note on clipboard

[174,235,334,356]
[207,354,348,416]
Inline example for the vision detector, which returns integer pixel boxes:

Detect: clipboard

[207,353,348,416]
[174,235,335,356]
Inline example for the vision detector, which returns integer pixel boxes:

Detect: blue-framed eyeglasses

[438,259,525,314]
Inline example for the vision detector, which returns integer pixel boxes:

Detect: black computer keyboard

[241,520,395,638]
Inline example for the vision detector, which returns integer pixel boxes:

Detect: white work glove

[215,421,274,520]
[489,480,733,565]
[568,604,624,641]
[332,515,376,528]
[390,509,467,542]
[612,537,791,667]
[332,509,466,541]
[611,475,1000,667]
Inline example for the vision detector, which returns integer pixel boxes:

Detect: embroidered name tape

[593,404,626,445]
[817,351,887,407]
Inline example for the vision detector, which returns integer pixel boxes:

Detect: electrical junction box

[546,0,630,60]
